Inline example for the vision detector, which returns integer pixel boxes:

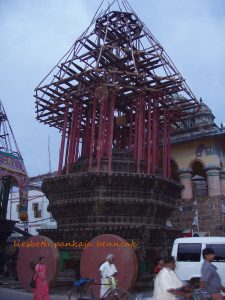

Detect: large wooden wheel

[80,234,138,298]
[17,235,59,292]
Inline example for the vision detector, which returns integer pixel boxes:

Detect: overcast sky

[0,0,225,176]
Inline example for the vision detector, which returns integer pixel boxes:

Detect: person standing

[33,256,50,300]
[200,248,225,300]
[153,256,192,300]
[98,254,117,299]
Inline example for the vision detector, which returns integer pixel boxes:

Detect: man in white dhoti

[99,254,117,299]
[153,256,192,300]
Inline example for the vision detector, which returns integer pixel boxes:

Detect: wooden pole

[66,99,77,174]
[88,97,97,171]
[97,99,104,172]
[107,94,115,174]
[146,98,151,175]
[58,101,69,175]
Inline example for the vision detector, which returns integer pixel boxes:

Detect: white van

[171,237,225,285]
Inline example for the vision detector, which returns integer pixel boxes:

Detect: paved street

[0,277,153,300]
[0,287,153,300]
[0,288,67,300]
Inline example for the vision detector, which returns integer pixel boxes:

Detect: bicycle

[67,277,132,300]
[184,288,225,300]
[191,289,225,300]
[190,289,212,299]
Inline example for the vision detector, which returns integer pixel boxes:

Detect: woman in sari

[33,256,50,300]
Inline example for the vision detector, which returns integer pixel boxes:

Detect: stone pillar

[205,166,221,196]
[220,171,225,196]
[178,169,193,199]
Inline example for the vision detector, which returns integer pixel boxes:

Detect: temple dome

[198,98,213,115]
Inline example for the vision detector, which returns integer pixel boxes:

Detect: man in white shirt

[99,254,117,299]
[153,256,192,300]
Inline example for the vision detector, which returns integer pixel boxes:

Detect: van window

[206,244,225,262]
[177,243,201,262]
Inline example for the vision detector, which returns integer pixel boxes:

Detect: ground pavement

[0,276,154,300]
[0,286,153,300]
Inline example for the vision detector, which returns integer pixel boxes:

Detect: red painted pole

[88,97,97,172]
[167,110,171,177]
[137,98,144,173]
[146,98,151,175]
[66,99,77,174]
[134,99,139,161]
[81,107,88,157]
[119,128,123,149]
[73,105,79,163]
[163,108,167,177]
[128,109,133,151]
[142,101,146,160]
[142,99,146,160]
[152,99,156,174]
[58,101,69,175]
[97,99,104,172]
[84,108,91,157]
[123,126,126,149]
[108,94,115,174]
[88,107,92,156]
[118,129,122,149]
[101,96,108,157]
[65,125,70,169]
[75,104,83,162]
[155,101,159,173]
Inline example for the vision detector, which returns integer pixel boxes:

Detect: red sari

[33,263,50,300]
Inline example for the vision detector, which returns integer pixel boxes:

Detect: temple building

[170,99,225,236]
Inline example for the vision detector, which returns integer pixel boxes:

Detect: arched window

[170,159,179,182]
[191,161,207,196]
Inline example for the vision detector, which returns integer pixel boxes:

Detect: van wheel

[189,277,200,289]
